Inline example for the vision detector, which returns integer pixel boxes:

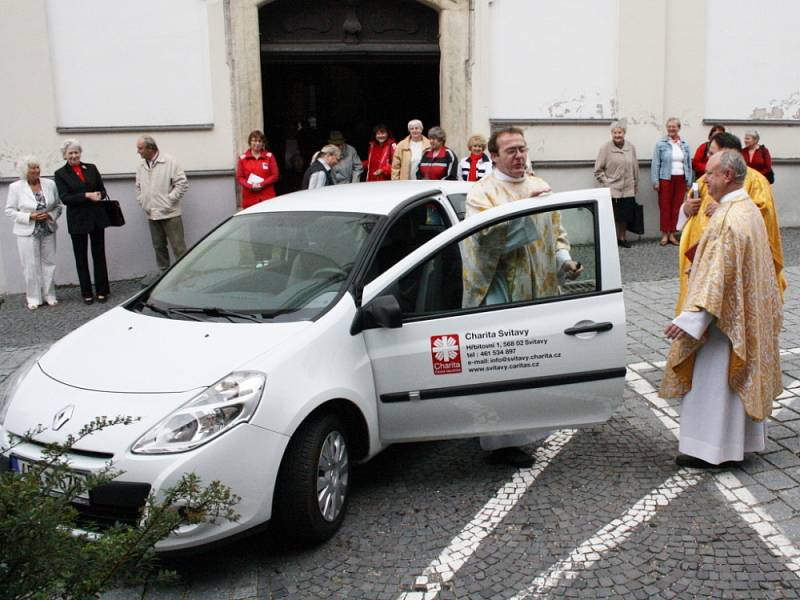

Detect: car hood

[38,307,311,393]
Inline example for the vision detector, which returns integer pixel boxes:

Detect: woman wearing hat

[327,131,363,184]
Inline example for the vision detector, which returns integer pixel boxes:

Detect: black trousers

[70,228,109,298]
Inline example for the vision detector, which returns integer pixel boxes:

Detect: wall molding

[56,124,214,134]
[0,169,235,185]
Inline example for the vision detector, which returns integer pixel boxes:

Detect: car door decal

[379,366,627,403]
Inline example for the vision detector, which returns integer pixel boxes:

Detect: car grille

[75,482,152,530]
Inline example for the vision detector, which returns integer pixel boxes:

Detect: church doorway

[258,0,440,193]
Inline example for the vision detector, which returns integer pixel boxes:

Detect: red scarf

[468,153,481,182]
[71,164,85,182]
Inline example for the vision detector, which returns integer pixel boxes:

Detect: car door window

[383,204,599,318]
[365,200,450,283]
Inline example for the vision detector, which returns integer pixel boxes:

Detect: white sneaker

[45,297,58,307]
[27,302,39,310]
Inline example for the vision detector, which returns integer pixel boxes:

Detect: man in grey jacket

[327,131,363,184]
[135,136,189,270]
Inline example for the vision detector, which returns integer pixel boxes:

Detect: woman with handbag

[593,120,639,248]
[5,156,63,310]
[54,139,111,304]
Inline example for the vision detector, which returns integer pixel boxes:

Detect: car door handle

[563,322,614,335]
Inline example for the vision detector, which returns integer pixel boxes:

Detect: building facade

[2,0,799,294]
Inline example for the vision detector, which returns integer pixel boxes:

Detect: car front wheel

[274,412,350,544]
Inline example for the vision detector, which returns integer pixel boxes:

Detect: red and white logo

[431,334,462,375]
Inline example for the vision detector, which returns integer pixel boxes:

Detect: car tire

[274,411,350,544]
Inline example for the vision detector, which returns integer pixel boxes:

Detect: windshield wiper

[141,301,173,318]
[168,307,262,323]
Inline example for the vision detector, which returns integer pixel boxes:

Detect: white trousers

[17,234,57,306]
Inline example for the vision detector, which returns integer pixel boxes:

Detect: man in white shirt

[301,145,341,190]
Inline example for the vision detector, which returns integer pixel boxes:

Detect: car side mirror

[351,295,403,334]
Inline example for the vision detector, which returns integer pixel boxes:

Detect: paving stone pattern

[2,231,800,599]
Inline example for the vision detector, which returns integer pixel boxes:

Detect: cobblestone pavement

[2,231,800,599]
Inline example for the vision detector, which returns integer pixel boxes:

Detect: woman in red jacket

[236,130,280,208]
[743,129,774,183]
[364,124,396,182]
[691,123,725,179]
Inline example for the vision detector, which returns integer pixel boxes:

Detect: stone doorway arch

[226,0,470,160]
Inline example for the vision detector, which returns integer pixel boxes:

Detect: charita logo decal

[430,334,462,375]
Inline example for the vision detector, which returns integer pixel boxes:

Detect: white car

[0,180,625,551]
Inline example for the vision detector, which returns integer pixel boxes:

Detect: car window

[382,204,599,318]
[141,211,379,321]
[365,200,450,283]
[447,192,467,220]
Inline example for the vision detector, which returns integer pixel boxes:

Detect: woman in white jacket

[5,156,63,309]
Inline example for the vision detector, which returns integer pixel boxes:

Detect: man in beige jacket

[135,136,189,270]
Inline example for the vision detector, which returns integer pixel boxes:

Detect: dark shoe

[96,295,108,304]
[618,239,631,248]
[485,447,534,468]
[83,297,94,305]
[675,454,742,469]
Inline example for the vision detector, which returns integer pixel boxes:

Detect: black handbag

[102,199,125,227]
[627,202,644,235]
[766,169,775,184]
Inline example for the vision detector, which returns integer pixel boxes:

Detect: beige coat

[391,135,430,180]
[593,140,638,198]
[135,153,189,220]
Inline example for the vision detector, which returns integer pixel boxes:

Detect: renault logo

[52,405,75,431]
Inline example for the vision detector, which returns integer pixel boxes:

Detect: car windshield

[137,211,379,322]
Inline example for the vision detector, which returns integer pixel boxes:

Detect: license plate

[10,455,90,504]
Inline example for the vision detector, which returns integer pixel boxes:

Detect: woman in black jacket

[54,139,111,304]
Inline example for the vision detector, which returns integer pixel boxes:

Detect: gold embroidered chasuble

[661,193,783,421]
[462,173,569,308]
[676,167,785,314]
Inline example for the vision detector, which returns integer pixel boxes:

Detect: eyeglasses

[502,146,528,156]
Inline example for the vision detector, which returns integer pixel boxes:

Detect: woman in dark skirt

[54,139,111,304]
[593,119,639,247]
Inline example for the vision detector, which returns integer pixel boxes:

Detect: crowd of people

[3,117,780,317]
[591,118,777,249]
[1,120,788,473]
[5,135,189,309]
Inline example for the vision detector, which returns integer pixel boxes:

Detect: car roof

[238,180,473,217]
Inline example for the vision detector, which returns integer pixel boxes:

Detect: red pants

[658,175,686,233]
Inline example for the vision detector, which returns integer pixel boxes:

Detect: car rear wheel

[274,412,350,544]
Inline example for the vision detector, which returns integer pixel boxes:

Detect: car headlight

[131,371,265,455]
[0,347,49,427]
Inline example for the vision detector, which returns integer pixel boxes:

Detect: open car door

[355,188,626,443]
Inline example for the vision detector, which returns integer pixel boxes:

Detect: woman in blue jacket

[651,118,692,246]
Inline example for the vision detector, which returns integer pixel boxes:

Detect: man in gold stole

[676,132,785,314]
[661,150,782,468]
[463,126,583,466]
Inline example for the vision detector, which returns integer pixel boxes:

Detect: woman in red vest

[364,124,396,182]
[236,130,280,208]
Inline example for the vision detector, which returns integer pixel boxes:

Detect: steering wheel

[310,266,347,280]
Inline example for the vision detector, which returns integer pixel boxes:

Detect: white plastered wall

[470,0,800,236]
[0,0,237,295]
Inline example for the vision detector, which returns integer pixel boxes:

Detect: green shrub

[0,416,240,600]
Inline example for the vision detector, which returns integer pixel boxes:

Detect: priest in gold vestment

[463,126,583,467]
[676,132,785,314]
[661,150,782,468]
